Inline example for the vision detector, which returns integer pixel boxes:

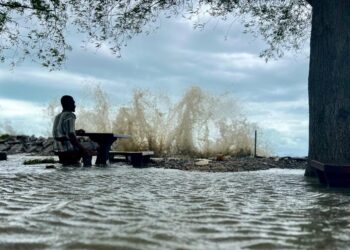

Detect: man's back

[52,111,76,152]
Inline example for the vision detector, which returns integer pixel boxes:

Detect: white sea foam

[45,85,270,157]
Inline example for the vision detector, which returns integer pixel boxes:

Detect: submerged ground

[1,155,350,250]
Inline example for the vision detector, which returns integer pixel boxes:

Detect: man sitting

[52,95,97,166]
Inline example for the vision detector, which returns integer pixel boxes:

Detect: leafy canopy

[0,0,311,69]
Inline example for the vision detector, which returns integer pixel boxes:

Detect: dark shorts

[56,142,98,165]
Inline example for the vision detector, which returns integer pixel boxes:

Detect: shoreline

[0,135,307,172]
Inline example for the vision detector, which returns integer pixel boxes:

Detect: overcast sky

[0,16,310,156]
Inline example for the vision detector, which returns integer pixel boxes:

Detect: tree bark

[305,0,313,7]
[305,0,350,176]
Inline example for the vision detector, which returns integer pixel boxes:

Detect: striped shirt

[52,111,76,152]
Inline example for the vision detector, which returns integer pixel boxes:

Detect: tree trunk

[305,0,350,176]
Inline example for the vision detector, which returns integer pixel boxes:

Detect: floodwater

[1,155,350,250]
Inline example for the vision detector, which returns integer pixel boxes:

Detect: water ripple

[1,155,350,249]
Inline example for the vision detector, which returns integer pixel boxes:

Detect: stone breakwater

[0,135,55,156]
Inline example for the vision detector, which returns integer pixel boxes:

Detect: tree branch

[0,2,51,12]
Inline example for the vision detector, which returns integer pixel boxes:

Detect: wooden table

[83,133,131,165]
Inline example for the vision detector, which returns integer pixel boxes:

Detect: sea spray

[46,85,270,157]
[0,121,17,135]
[119,89,174,153]
[78,85,112,132]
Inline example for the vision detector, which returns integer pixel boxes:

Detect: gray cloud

[0,16,310,156]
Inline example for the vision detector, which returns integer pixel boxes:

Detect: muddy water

[1,155,350,250]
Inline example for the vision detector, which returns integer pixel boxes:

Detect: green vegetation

[0,134,10,140]
[23,158,57,165]
[0,1,310,68]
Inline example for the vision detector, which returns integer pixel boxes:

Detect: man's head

[61,95,76,112]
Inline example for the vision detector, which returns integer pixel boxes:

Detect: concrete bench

[0,152,7,161]
[109,151,154,168]
[310,160,350,187]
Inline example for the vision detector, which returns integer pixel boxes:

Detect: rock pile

[0,135,54,156]
[149,155,307,172]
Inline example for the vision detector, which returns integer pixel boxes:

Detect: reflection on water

[1,155,350,250]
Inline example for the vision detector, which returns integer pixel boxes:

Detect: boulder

[195,159,210,166]
[25,145,39,153]
[0,152,7,161]
[150,157,164,163]
[7,144,25,154]
[43,138,54,148]
[29,135,37,141]
[216,154,225,161]
[0,144,10,151]
[42,145,54,155]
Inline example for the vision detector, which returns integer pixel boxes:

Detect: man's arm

[64,114,92,155]
[75,129,85,135]
[68,132,93,156]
